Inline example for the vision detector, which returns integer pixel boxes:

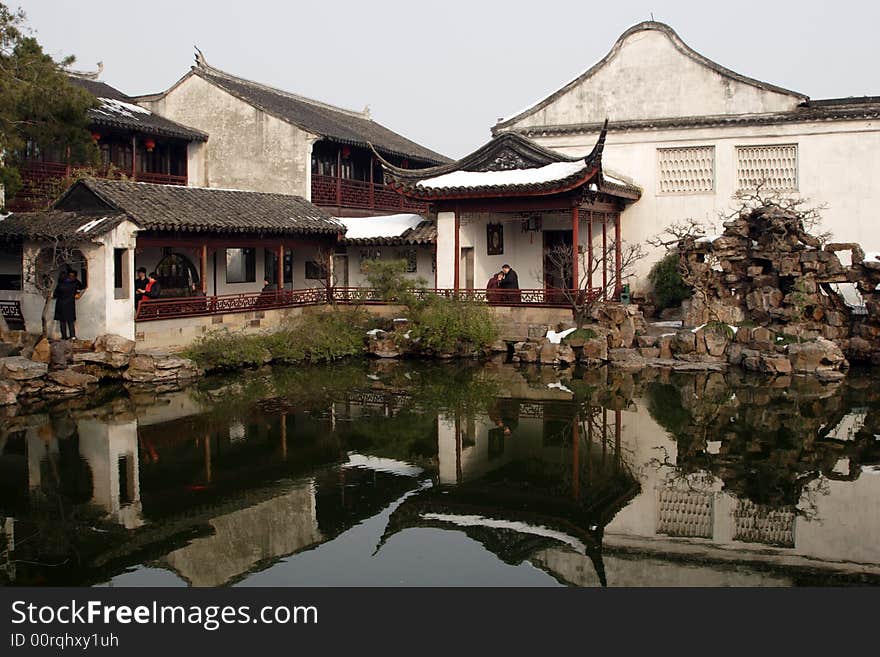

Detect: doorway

[332,254,349,287]
[543,230,573,290]
[460,247,474,290]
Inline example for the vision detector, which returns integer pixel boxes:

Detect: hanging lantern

[144,138,156,152]
[341,145,351,159]
[401,159,410,168]
[91,132,102,141]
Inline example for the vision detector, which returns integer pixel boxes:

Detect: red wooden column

[199,244,208,293]
[453,209,460,293]
[277,243,284,291]
[131,135,137,179]
[602,213,608,300]
[587,211,593,292]
[614,213,622,299]
[368,155,375,209]
[335,148,342,207]
[571,204,579,291]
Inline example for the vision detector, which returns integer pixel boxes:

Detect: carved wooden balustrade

[311,175,428,213]
[135,287,605,322]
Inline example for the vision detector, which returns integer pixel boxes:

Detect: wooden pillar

[453,208,460,293]
[277,243,284,291]
[204,433,212,483]
[602,213,608,300]
[335,148,342,207]
[615,410,622,472]
[369,155,375,209]
[200,244,208,294]
[587,211,593,292]
[571,204,579,291]
[614,213,622,299]
[280,413,288,460]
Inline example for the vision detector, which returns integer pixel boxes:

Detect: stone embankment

[0,332,202,405]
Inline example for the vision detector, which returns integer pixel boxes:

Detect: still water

[1,359,879,587]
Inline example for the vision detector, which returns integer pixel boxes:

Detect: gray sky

[15,0,880,159]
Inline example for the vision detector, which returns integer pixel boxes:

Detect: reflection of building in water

[23,417,143,529]
[156,481,321,587]
[384,402,639,585]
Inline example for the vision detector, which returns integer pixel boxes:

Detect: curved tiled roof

[164,58,449,164]
[68,77,208,142]
[0,211,129,240]
[54,179,344,236]
[379,125,641,200]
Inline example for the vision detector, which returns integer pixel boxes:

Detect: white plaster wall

[525,119,880,291]
[141,75,317,197]
[98,222,138,340]
[186,141,208,187]
[436,212,456,288]
[509,27,800,129]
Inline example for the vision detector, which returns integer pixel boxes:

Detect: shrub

[408,295,498,354]
[184,308,376,370]
[184,330,271,370]
[363,259,426,305]
[648,252,691,310]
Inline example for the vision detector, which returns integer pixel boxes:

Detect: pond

[1,359,879,587]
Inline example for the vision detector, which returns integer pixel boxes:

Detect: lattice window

[733,499,795,547]
[359,248,380,274]
[736,144,798,191]
[403,248,418,273]
[657,146,715,194]
[656,489,714,538]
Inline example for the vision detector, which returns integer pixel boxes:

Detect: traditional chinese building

[135,51,449,217]
[0,179,344,344]
[5,69,208,213]
[492,21,880,288]
[379,128,641,298]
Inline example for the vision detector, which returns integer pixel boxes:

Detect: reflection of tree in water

[644,371,880,517]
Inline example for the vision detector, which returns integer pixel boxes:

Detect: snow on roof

[337,213,424,239]
[695,234,723,244]
[416,159,587,190]
[76,216,107,233]
[93,97,152,118]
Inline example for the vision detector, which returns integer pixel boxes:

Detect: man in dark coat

[54,270,84,340]
[134,267,148,309]
[498,264,521,302]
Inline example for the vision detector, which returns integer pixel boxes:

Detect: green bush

[183,330,271,370]
[363,259,426,305]
[408,295,498,354]
[185,308,375,370]
[648,252,691,310]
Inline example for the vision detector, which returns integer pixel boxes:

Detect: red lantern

[341,145,351,159]
[401,159,410,168]
[144,138,156,152]
[91,132,101,141]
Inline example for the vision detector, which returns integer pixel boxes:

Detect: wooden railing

[6,161,187,212]
[135,287,605,322]
[311,175,428,213]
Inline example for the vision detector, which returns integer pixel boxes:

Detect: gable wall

[508,29,801,129]
[141,75,317,198]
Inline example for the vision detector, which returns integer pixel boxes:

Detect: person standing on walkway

[54,270,84,340]
[498,264,521,302]
[134,267,148,309]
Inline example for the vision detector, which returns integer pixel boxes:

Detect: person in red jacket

[486,271,504,303]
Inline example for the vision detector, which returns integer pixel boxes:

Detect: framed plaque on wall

[487,223,504,255]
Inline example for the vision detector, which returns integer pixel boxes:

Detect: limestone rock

[50,340,73,368]
[658,334,674,359]
[47,369,99,388]
[556,344,576,365]
[0,379,20,405]
[759,354,792,375]
[31,338,51,364]
[94,334,136,355]
[0,356,48,381]
[539,341,558,364]
[73,351,130,369]
[580,337,608,362]
[672,330,696,354]
[124,353,203,383]
[787,338,847,375]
